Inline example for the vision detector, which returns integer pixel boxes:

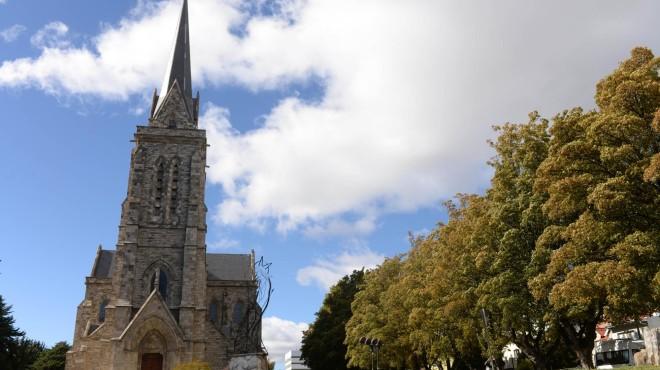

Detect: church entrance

[141,353,163,370]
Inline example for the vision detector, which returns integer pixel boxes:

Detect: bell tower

[66,2,264,369]
[109,0,208,359]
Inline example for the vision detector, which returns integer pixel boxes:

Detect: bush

[174,360,212,370]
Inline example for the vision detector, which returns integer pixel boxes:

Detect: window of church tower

[98,299,108,322]
[169,160,179,217]
[154,160,166,216]
[158,270,168,298]
[150,269,169,301]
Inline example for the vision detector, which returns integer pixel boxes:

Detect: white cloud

[0,24,26,42]
[207,237,240,251]
[2,0,660,236]
[30,21,71,49]
[296,248,384,290]
[262,316,308,366]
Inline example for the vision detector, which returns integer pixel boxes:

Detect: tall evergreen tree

[0,294,24,367]
[10,337,45,370]
[302,270,364,370]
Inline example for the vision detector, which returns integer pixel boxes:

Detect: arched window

[158,270,168,298]
[149,268,168,300]
[169,160,179,217]
[153,159,166,217]
[98,299,108,322]
[209,300,218,323]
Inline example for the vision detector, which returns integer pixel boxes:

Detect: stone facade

[66,2,264,369]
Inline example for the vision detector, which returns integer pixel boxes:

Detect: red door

[141,353,163,370]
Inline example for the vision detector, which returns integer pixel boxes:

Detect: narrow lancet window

[210,301,218,323]
[98,299,108,322]
[169,160,179,218]
[158,270,168,298]
[233,301,245,324]
[149,268,168,300]
[153,159,166,217]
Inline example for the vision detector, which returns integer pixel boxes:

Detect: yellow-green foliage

[343,47,659,370]
[174,360,211,370]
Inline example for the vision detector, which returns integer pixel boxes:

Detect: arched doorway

[139,330,166,370]
[141,353,163,370]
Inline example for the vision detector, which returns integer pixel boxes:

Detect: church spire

[152,0,196,121]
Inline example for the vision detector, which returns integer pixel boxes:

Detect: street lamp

[359,337,383,370]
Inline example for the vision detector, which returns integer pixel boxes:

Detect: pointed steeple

[153,0,196,121]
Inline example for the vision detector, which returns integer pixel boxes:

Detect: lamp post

[481,308,496,370]
[359,337,383,370]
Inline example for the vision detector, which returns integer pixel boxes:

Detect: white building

[285,350,310,370]
[593,314,660,367]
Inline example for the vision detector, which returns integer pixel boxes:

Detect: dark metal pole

[375,345,379,370]
[371,346,375,370]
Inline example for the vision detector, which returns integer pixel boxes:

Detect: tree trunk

[510,329,551,370]
[559,319,597,369]
[575,349,593,370]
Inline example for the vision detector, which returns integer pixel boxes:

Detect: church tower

[66,2,264,369]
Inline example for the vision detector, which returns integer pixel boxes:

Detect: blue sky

[1,0,659,366]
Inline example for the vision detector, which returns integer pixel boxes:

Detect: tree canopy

[342,47,659,370]
[30,341,70,370]
[301,269,364,370]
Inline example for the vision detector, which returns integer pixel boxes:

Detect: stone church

[66,2,265,369]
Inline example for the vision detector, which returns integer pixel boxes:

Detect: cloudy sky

[1,0,659,367]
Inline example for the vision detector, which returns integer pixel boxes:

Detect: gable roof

[207,253,253,281]
[118,289,185,351]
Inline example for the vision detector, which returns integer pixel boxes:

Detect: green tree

[301,270,364,370]
[431,196,492,370]
[10,337,45,370]
[476,116,576,369]
[0,294,25,367]
[402,196,489,370]
[345,257,411,370]
[29,341,69,370]
[530,47,660,368]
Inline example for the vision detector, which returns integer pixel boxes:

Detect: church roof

[154,0,193,116]
[207,253,254,281]
[92,249,115,278]
[90,250,253,281]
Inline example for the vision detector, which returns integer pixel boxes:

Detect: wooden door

[141,353,163,370]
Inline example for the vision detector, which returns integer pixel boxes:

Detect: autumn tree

[474,116,575,369]
[301,270,364,370]
[530,47,660,368]
[405,196,490,370]
[345,257,412,370]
